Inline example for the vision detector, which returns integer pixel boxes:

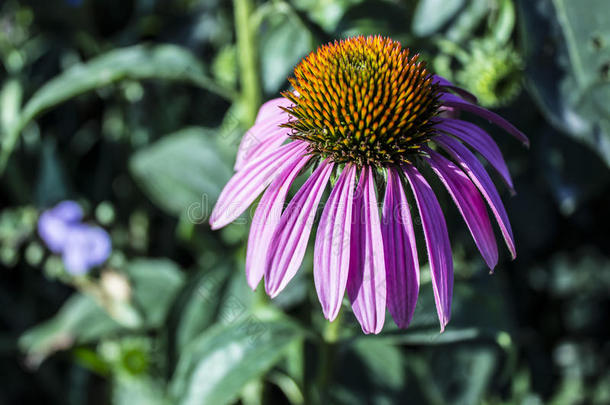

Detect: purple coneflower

[210,36,528,334]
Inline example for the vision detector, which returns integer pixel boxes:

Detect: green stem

[234,0,262,126]
[314,312,342,404]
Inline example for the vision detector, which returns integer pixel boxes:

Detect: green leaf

[337,1,412,40]
[169,320,303,405]
[0,78,22,136]
[331,339,406,405]
[291,0,362,32]
[112,376,169,405]
[129,127,232,218]
[169,266,231,353]
[19,294,123,364]
[374,277,513,345]
[19,44,232,133]
[260,12,313,94]
[518,0,610,166]
[125,259,185,328]
[412,0,464,36]
[0,44,234,174]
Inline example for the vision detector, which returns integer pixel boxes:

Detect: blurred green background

[1,0,609,404]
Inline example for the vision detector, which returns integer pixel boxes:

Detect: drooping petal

[255,97,292,124]
[314,164,356,321]
[435,118,514,190]
[435,134,516,260]
[424,148,498,270]
[433,75,478,104]
[440,92,530,147]
[234,97,293,170]
[265,160,334,297]
[403,165,453,331]
[210,141,307,230]
[347,166,386,334]
[382,167,419,328]
[235,122,290,171]
[235,126,289,171]
[246,153,311,289]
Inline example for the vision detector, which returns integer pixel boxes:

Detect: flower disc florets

[282,35,441,166]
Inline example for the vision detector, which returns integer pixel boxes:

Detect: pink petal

[246,153,311,289]
[439,92,530,147]
[265,160,334,297]
[403,165,453,332]
[436,135,516,260]
[347,166,386,335]
[424,148,498,270]
[382,167,419,328]
[314,164,357,321]
[435,118,514,191]
[235,122,290,171]
[210,141,307,230]
[255,97,292,124]
[234,97,294,170]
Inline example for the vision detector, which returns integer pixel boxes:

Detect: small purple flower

[38,201,83,253]
[210,36,528,334]
[38,201,111,275]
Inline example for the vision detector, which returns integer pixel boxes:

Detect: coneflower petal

[235,127,289,171]
[433,75,478,104]
[265,160,334,297]
[382,167,419,329]
[210,141,307,230]
[347,167,386,335]
[403,165,453,332]
[440,92,530,147]
[255,97,293,124]
[246,154,311,289]
[235,123,290,171]
[436,135,516,260]
[314,164,357,321]
[425,148,498,270]
[436,118,514,191]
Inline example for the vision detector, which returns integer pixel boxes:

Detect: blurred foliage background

[1,0,609,404]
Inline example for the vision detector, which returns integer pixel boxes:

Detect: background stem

[233,0,262,126]
[313,312,342,404]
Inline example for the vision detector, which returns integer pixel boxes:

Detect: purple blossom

[38,201,111,275]
[210,36,528,334]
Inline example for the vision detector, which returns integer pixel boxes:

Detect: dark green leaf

[129,127,232,218]
[169,266,231,353]
[125,259,185,328]
[0,44,235,173]
[518,0,610,166]
[18,44,232,132]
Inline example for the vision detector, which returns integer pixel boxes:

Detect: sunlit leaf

[412,0,464,36]
[169,320,302,405]
[260,13,313,94]
[19,294,123,365]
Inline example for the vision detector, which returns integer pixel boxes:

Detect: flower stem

[233,0,262,126]
[313,312,342,404]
